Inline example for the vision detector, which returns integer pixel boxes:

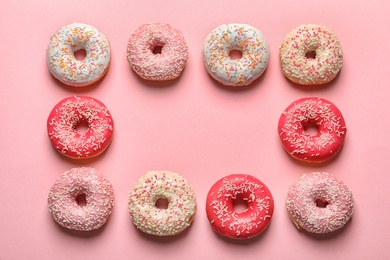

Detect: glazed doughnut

[127,22,188,80]
[278,97,346,163]
[206,174,274,239]
[203,24,270,87]
[279,24,343,85]
[46,23,111,87]
[47,96,114,159]
[128,171,196,236]
[286,172,354,234]
[48,167,115,231]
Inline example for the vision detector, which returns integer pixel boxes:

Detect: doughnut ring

[203,23,270,87]
[48,167,115,231]
[286,172,354,234]
[279,24,343,85]
[127,22,188,80]
[278,97,347,163]
[206,174,274,239]
[47,96,114,159]
[128,171,197,236]
[46,23,111,87]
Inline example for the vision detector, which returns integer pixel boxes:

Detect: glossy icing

[46,23,111,86]
[203,24,270,86]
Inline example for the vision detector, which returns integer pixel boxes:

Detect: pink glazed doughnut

[279,24,343,85]
[278,97,346,163]
[206,174,274,239]
[48,167,115,231]
[127,22,188,80]
[286,172,354,234]
[47,96,114,159]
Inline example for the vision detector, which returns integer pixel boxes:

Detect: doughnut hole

[76,193,87,207]
[75,121,89,135]
[155,197,169,209]
[152,45,164,55]
[315,198,329,208]
[233,197,248,213]
[304,123,319,136]
[229,49,243,60]
[305,50,317,59]
[74,48,87,60]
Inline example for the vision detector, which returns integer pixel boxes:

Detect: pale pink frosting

[127,22,188,80]
[48,167,115,231]
[278,97,346,163]
[206,174,274,239]
[47,96,114,159]
[286,172,354,234]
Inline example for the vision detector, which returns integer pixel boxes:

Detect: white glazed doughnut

[286,172,354,234]
[46,23,111,87]
[48,167,115,231]
[128,171,197,236]
[279,24,343,85]
[203,24,270,87]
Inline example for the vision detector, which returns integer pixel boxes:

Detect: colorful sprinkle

[203,24,270,87]
[48,167,115,231]
[46,23,111,86]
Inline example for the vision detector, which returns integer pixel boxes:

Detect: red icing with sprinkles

[47,96,114,159]
[206,174,274,239]
[278,97,346,163]
[286,172,354,234]
[279,24,343,85]
[46,23,111,87]
[127,22,188,80]
[48,167,115,231]
[203,24,270,87]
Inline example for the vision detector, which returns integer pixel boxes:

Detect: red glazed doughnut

[47,96,114,159]
[286,172,354,234]
[48,167,115,231]
[206,174,274,239]
[278,97,346,163]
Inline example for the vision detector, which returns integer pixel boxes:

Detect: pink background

[1,0,389,259]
